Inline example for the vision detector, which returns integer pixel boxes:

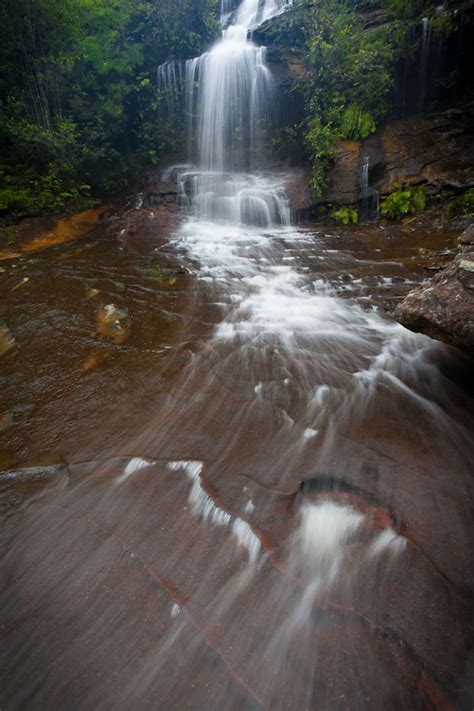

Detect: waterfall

[419,17,432,112]
[418,6,448,114]
[176,0,291,226]
[157,60,185,117]
[361,154,369,194]
[186,26,273,174]
[359,155,379,222]
[220,0,292,30]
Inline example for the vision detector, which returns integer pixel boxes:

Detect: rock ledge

[396,225,474,352]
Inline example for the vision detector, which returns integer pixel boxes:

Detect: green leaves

[331,205,358,225]
[380,183,427,220]
[339,105,376,141]
[0,0,217,219]
[297,0,393,196]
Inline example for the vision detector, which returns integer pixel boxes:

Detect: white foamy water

[115,457,153,485]
[157,0,291,228]
[232,517,261,564]
[221,0,291,30]
[167,460,232,527]
[293,501,365,587]
[368,528,407,559]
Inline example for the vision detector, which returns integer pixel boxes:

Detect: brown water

[1,209,473,709]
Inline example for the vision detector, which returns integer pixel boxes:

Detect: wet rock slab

[1,210,473,710]
[396,224,474,351]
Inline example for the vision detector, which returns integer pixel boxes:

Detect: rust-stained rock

[363,108,474,195]
[19,207,107,254]
[396,225,474,351]
[321,140,362,206]
[318,108,474,210]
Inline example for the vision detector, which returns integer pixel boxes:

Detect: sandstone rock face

[318,107,474,208]
[278,167,314,216]
[364,108,474,194]
[321,140,362,205]
[395,225,474,352]
[143,169,181,209]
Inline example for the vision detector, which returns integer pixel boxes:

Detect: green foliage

[0,0,217,219]
[272,123,306,163]
[331,205,358,225]
[380,183,427,219]
[340,105,376,141]
[386,0,437,21]
[445,188,474,218]
[291,0,394,196]
[293,0,458,197]
[306,119,337,196]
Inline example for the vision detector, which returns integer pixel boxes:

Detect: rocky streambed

[1,203,469,471]
[0,203,473,709]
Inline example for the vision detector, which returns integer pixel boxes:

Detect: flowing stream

[1,2,473,709]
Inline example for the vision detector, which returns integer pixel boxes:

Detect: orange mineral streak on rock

[19,207,106,255]
[0,249,21,261]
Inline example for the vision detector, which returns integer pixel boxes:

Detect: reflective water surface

[1,209,473,709]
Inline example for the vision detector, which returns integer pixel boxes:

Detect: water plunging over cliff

[1,2,472,709]
[359,154,380,221]
[221,0,291,30]
[176,1,291,226]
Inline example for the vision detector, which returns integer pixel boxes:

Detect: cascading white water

[220,0,291,30]
[359,154,380,221]
[177,0,291,226]
[157,60,185,117]
[2,3,472,709]
[187,25,272,174]
[361,155,369,193]
[419,17,432,112]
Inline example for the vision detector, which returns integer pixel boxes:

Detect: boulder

[395,225,474,352]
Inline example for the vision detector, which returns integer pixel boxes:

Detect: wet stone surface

[0,209,473,710]
[396,223,474,351]
[0,206,201,469]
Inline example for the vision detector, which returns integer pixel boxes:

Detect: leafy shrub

[340,105,376,141]
[380,183,427,220]
[331,205,358,225]
[0,168,97,217]
[0,0,217,221]
[306,119,337,197]
[444,188,474,218]
[298,0,394,196]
